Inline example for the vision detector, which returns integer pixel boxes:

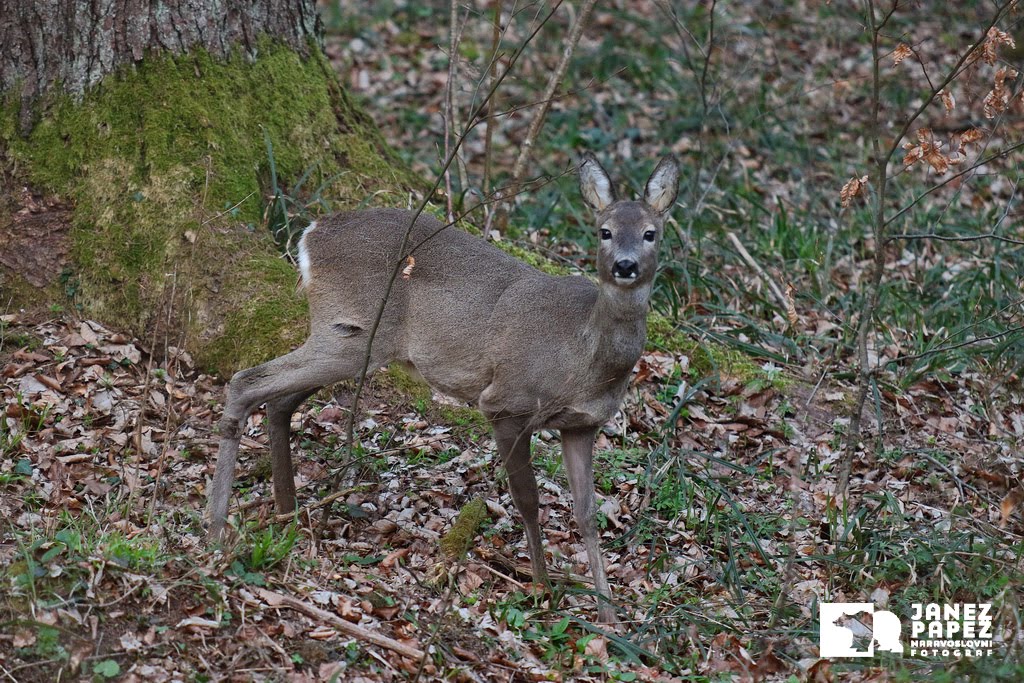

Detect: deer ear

[578,153,616,212]
[644,154,680,215]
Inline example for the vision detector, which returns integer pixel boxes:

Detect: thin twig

[147,270,181,526]
[254,486,359,530]
[804,363,831,411]
[443,0,463,221]
[411,566,460,682]
[919,452,967,504]
[885,324,1024,366]
[883,140,1024,231]
[765,542,798,631]
[481,0,503,232]
[725,231,789,311]
[506,0,598,207]
[889,231,1024,246]
[697,0,718,120]
[475,560,528,590]
[200,191,257,226]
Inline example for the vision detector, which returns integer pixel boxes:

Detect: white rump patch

[297,220,317,288]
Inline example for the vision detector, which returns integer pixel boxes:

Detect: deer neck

[589,282,651,374]
[594,281,652,323]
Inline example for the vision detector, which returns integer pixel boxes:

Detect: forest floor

[3,1,1024,682]
[0,303,1019,682]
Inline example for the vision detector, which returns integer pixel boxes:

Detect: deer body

[208,154,679,624]
[481,275,647,428]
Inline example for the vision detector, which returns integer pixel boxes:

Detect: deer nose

[612,259,639,279]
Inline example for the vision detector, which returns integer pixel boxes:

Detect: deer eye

[600,228,612,241]
[643,230,657,242]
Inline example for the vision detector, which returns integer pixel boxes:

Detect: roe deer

[207,153,679,623]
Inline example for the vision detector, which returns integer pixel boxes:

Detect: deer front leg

[492,416,549,586]
[560,427,614,624]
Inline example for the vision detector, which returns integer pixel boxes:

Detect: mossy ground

[646,311,781,386]
[0,41,416,375]
[377,364,433,403]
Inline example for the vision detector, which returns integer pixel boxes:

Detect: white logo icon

[820,603,903,657]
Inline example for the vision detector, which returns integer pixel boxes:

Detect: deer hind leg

[208,339,370,541]
[491,415,549,586]
[266,389,317,515]
[560,427,615,624]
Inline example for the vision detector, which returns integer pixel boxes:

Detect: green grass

[0,494,321,676]
[227,523,301,585]
[0,328,41,352]
[0,421,26,461]
[6,509,167,610]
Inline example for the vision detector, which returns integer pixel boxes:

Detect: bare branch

[256,588,425,661]
[889,231,1024,246]
[509,0,599,188]
[886,324,1024,366]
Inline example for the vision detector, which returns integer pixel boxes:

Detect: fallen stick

[254,487,360,530]
[232,483,356,515]
[725,231,790,313]
[255,587,425,662]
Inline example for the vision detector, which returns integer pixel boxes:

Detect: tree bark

[0,0,413,375]
[1,0,318,131]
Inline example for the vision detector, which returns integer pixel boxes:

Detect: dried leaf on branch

[981,26,1016,65]
[892,43,913,66]
[983,66,1018,118]
[902,128,967,174]
[840,175,870,207]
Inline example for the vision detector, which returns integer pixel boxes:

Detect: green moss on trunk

[1,41,416,375]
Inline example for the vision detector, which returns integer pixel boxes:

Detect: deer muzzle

[612,258,639,280]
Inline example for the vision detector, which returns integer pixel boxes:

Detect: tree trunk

[0,0,415,375]
[1,0,319,133]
